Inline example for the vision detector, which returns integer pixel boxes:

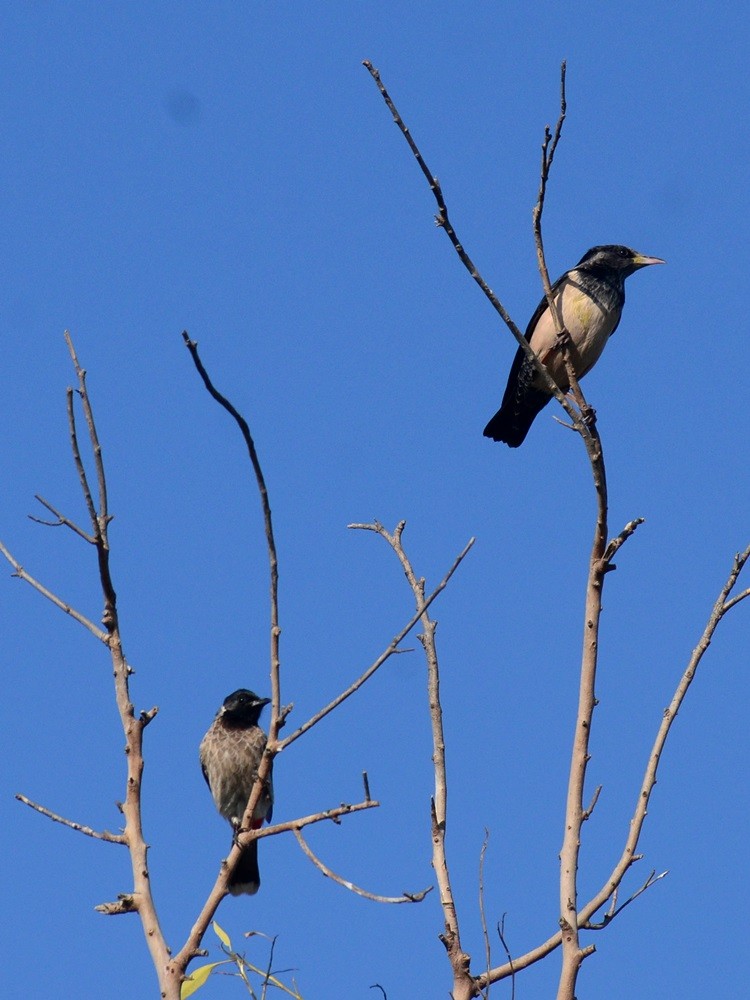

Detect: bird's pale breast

[528,274,620,391]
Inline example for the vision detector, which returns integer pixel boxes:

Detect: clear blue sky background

[3,4,748,998]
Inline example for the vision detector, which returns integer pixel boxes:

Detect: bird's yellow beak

[632,253,666,268]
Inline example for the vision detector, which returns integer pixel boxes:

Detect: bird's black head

[576,245,665,278]
[220,688,271,727]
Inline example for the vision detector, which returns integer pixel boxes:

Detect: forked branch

[3,334,171,990]
[472,543,750,991]
[363,60,578,431]
[352,520,477,1000]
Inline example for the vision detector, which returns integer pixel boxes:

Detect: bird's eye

[618,247,630,257]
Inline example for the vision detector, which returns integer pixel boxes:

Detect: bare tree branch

[255,799,379,840]
[603,518,645,564]
[60,334,172,989]
[29,493,95,542]
[532,61,567,300]
[65,333,109,521]
[176,342,466,989]
[65,385,98,530]
[530,62,594,435]
[15,793,126,844]
[479,831,492,998]
[181,331,281,735]
[95,894,138,915]
[583,869,668,930]
[473,543,750,990]
[356,520,476,1000]
[363,61,611,999]
[277,527,474,751]
[496,917,516,1000]
[362,60,578,429]
[0,538,108,641]
[294,828,431,903]
[172,799,380,979]
[573,542,750,925]
[2,335,175,991]
[179,330,284,974]
[723,586,750,613]
[581,785,603,823]
[365,58,743,1000]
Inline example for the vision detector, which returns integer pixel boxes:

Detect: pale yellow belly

[528,278,618,391]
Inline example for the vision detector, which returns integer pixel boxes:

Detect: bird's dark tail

[483,387,552,448]
[228,841,261,896]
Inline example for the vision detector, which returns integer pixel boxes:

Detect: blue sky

[3,4,748,998]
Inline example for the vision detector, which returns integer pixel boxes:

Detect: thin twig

[528,64,613,1000]
[95,894,137,915]
[723,587,750,613]
[358,520,475,1000]
[574,543,750,924]
[278,529,474,751]
[362,60,576,425]
[255,799,379,841]
[583,869,668,929]
[496,917,516,1000]
[180,332,285,986]
[530,62,597,444]
[221,930,304,1000]
[294,829,431,903]
[479,831,492,997]
[172,799,379,975]
[260,935,277,1000]
[530,62,605,467]
[603,518,645,565]
[65,332,109,523]
[29,494,95,542]
[15,794,126,844]
[532,63,569,337]
[473,544,750,991]
[65,385,98,531]
[61,335,171,987]
[181,331,282,733]
[581,785,602,823]
[0,539,108,641]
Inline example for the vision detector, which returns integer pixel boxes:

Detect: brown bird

[199,688,273,895]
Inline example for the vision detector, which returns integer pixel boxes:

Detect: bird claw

[553,331,568,350]
[581,404,597,427]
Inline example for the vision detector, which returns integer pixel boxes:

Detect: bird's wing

[499,270,569,404]
[199,736,211,788]
[525,277,562,343]
[607,310,623,339]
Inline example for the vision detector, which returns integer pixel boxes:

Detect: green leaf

[212,920,232,950]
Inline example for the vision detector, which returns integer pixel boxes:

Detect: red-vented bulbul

[200,688,273,895]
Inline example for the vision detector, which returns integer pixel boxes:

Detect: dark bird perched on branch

[200,688,273,895]
[483,245,664,447]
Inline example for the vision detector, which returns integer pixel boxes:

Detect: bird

[199,688,273,895]
[483,245,664,447]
